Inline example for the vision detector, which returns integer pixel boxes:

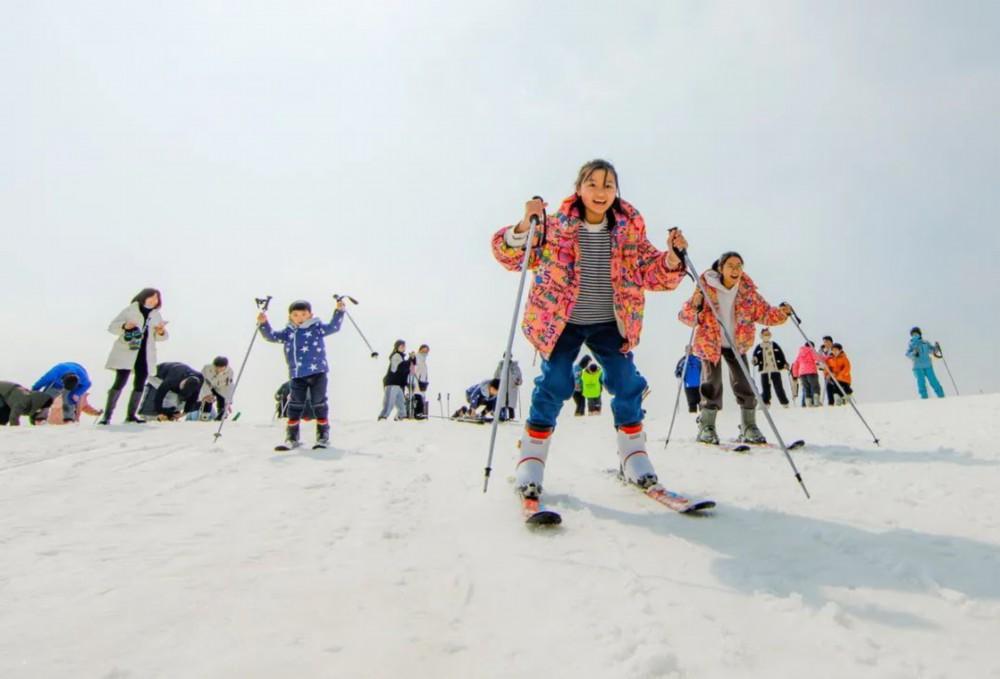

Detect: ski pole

[437,392,444,418]
[484,197,544,493]
[783,308,881,446]
[333,294,379,358]
[665,323,699,449]
[935,342,960,395]
[214,296,271,443]
[684,254,811,499]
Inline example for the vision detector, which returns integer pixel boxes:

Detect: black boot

[316,422,330,448]
[277,423,301,451]
[124,390,145,423]
[98,389,122,425]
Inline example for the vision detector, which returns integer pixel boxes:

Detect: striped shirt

[569,219,616,324]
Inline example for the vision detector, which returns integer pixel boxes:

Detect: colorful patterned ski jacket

[259,311,344,379]
[678,272,788,364]
[491,195,686,359]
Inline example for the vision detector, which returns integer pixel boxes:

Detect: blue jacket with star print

[259,311,345,379]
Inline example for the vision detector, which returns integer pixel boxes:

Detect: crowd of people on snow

[2,160,953,482]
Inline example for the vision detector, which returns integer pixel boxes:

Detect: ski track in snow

[2,396,1000,678]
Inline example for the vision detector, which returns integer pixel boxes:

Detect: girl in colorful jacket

[492,159,688,500]
[792,342,825,407]
[678,253,792,444]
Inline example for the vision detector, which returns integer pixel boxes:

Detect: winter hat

[62,374,80,391]
[910,326,922,336]
[288,300,312,314]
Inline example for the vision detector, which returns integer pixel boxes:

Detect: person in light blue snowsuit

[906,327,945,399]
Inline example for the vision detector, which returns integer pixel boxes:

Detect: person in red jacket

[678,253,793,445]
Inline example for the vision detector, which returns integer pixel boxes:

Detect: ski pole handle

[781,301,802,325]
[255,296,272,311]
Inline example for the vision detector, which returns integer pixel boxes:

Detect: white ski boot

[515,425,552,499]
[617,423,658,489]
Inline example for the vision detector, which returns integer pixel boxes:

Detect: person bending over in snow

[32,362,102,423]
[139,362,205,421]
[453,378,500,420]
[0,382,53,426]
[906,327,945,399]
[492,159,689,500]
[679,252,793,445]
[199,356,234,421]
[259,298,345,449]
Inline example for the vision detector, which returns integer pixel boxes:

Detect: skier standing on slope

[906,327,946,399]
[493,355,523,421]
[678,252,793,445]
[793,342,825,407]
[751,328,790,408]
[379,340,413,421]
[491,159,689,500]
[99,288,169,425]
[258,298,345,449]
[674,346,702,414]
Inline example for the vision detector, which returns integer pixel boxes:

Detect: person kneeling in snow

[138,362,205,421]
[679,252,793,445]
[0,382,53,426]
[454,378,501,420]
[199,356,234,421]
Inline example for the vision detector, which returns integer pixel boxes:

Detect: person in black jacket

[751,328,790,407]
[139,362,205,420]
[378,340,413,421]
[0,382,53,426]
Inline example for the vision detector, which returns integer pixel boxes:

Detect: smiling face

[719,256,744,288]
[577,167,617,224]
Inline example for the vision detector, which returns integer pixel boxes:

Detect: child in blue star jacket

[258,298,345,449]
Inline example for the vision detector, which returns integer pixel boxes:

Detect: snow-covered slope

[2,395,999,678]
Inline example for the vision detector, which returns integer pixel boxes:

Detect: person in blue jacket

[258,298,345,449]
[906,326,945,399]
[32,362,94,423]
[674,346,702,413]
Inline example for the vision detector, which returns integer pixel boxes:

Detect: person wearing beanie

[258,298,346,449]
[906,327,945,399]
[679,251,793,444]
[0,382,53,426]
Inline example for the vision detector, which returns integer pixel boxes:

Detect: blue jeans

[914,367,944,399]
[528,322,647,429]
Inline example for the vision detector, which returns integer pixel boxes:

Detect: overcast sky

[3,1,998,421]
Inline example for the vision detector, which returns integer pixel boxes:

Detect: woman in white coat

[98,288,169,424]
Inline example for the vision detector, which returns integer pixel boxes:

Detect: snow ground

[2,395,999,679]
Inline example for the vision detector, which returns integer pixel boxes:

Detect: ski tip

[681,500,717,513]
[525,510,562,526]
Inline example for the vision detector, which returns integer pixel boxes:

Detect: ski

[702,441,752,453]
[642,484,716,513]
[608,469,716,513]
[729,439,806,451]
[522,497,562,526]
